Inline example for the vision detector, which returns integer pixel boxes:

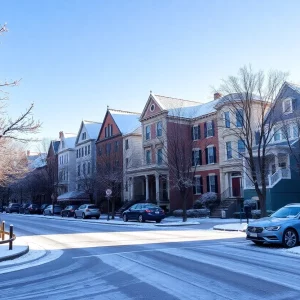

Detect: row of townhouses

[44,82,300,216]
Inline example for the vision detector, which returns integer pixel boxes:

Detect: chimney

[214,92,222,100]
[27,150,30,156]
[59,131,63,139]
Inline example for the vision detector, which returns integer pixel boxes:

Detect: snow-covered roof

[215,93,262,108]
[152,94,201,110]
[286,82,300,94]
[53,141,60,154]
[28,153,47,169]
[168,99,219,118]
[84,121,102,139]
[57,190,90,202]
[63,133,77,149]
[110,109,141,135]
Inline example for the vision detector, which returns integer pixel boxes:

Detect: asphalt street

[0,213,299,300]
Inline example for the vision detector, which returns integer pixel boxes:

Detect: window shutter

[205,148,208,164]
[193,178,196,194]
[214,175,218,193]
[192,151,195,166]
[199,150,202,165]
[211,120,215,136]
[204,122,207,137]
[191,127,194,140]
[206,176,210,192]
[255,131,260,145]
[200,177,203,194]
[213,147,217,163]
[198,125,201,139]
[292,99,297,111]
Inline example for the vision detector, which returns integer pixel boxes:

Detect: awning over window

[57,191,90,202]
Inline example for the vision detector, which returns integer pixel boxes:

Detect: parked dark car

[5,203,21,214]
[122,203,165,223]
[43,205,62,216]
[61,205,78,217]
[40,204,51,214]
[24,204,41,214]
[19,203,31,214]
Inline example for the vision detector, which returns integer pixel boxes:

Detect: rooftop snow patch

[153,94,201,110]
[110,109,141,135]
[168,99,219,118]
[84,121,102,139]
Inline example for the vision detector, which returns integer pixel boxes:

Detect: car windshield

[271,206,300,218]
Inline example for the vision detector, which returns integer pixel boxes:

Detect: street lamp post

[106,189,112,221]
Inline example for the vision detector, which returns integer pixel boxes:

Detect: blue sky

[1,0,300,151]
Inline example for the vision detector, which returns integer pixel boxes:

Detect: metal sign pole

[106,189,112,221]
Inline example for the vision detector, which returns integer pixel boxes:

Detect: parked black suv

[19,203,31,214]
[5,203,21,213]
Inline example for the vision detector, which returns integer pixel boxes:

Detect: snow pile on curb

[213,223,248,232]
[286,247,300,255]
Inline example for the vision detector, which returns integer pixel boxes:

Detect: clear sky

[1,0,300,151]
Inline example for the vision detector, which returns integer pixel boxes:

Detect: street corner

[0,244,29,263]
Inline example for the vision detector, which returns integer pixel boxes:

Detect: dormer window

[283,98,293,114]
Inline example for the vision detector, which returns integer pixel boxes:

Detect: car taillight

[145,209,151,213]
[86,209,90,212]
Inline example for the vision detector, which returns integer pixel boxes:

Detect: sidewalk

[0,241,29,263]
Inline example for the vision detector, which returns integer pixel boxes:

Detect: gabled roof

[76,120,102,144]
[168,98,219,118]
[53,141,60,154]
[287,82,300,94]
[109,109,141,135]
[59,133,77,151]
[152,94,201,110]
[85,121,102,139]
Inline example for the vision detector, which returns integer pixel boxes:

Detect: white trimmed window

[283,98,292,114]
[226,142,232,159]
[206,121,214,137]
[157,148,163,165]
[274,126,281,142]
[157,121,162,137]
[208,175,216,192]
[194,176,202,194]
[145,125,151,140]
[207,146,215,164]
[146,150,151,164]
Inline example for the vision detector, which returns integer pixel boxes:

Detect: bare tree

[0,139,28,186]
[97,141,123,219]
[0,23,41,142]
[217,66,287,217]
[159,106,204,222]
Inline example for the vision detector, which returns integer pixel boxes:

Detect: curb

[0,245,29,263]
[213,227,246,232]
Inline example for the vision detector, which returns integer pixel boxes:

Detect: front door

[232,177,241,197]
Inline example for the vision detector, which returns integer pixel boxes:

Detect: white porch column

[167,175,170,201]
[131,177,135,200]
[155,173,160,204]
[274,153,279,171]
[145,175,149,200]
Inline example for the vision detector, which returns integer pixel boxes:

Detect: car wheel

[61,212,64,217]
[74,213,77,219]
[283,228,298,248]
[123,214,128,222]
[156,219,161,223]
[252,241,264,245]
[82,213,86,219]
[138,214,144,223]
[67,212,70,217]
[96,216,99,219]
[43,211,46,216]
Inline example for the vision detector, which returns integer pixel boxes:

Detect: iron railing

[0,221,15,250]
